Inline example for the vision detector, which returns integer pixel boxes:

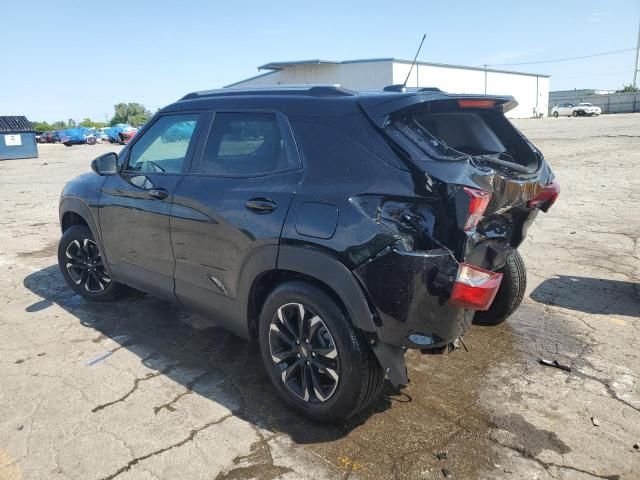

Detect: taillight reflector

[463,187,491,231]
[458,99,496,109]
[449,263,503,311]
[528,180,560,212]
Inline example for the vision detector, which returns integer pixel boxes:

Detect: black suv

[58,85,559,422]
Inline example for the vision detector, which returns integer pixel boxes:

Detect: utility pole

[483,64,488,94]
[634,13,640,88]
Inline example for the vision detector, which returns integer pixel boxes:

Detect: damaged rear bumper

[354,246,473,350]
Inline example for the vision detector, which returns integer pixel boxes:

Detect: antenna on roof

[402,33,427,90]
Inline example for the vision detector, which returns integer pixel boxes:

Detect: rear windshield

[386,109,539,174]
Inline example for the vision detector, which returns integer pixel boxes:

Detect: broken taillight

[463,187,491,231]
[449,263,503,311]
[527,180,560,212]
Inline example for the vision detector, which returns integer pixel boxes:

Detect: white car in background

[574,103,601,116]
[552,102,601,117]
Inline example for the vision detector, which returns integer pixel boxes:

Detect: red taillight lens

[449,263,503,311]
[527,180,560,212]
[463,187,491,231]
[458,99,496,109]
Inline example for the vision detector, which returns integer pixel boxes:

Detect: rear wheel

[473,251,526,326]
[552,111,559,118]
[572,110,579,117]
[58,225,126,301]
[258,281,384,422]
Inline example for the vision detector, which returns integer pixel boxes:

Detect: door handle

[245,198,276,213]
[148,188,169,200]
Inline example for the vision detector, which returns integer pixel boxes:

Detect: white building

[226,59,550,118]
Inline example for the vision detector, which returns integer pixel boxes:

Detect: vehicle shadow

[23,265,394,445]
[530,274,639,316]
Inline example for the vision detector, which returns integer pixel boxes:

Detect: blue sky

[2,0,639,122]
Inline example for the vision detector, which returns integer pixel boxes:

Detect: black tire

[473,251,526,326]
[86,137,97,145]
[552,111,559,118]
[572,110,579,117]
[258,280,384,423]
[58,225,126,302]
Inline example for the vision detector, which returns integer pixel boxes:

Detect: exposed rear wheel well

[61,211,88,232]
[247,269,351,339]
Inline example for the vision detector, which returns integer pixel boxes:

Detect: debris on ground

[591,417,600,427]
[538,358,572,372]
[633,443,639,450]
[442,467,454,478]
[435,452,448,461]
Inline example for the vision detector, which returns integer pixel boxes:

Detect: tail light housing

[457,99,496,109]
[528,180,560,212]
[463,187,491,231]
[449,263,503,311]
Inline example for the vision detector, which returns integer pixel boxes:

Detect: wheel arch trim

[59,198,112,275]
[275,245,377,334]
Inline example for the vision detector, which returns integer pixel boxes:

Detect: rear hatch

[358,91,558,271]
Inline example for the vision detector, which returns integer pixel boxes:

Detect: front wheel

[572,110,579,117]
[473,251,526,326]
[58,225,126,301]
[258,281,384,422]
[552,111,559,118]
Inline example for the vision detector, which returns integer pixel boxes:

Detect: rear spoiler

[358,92,518,128]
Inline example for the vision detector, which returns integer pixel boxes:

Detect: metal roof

[0,116,34,133]
[256,57,549,78]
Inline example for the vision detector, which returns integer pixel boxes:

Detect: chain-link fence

[549,91,640,115]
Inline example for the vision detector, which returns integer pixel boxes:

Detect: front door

[171,111,302,333]
[99,112,203,299]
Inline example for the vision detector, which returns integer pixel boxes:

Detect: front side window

[127,114,199,174]
[197,112,292,176]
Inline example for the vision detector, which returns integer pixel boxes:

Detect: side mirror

[91,152,119,176]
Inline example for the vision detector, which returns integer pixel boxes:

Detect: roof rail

[382,85,444,93]
[180,84,356,100]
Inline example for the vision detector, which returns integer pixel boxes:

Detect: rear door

[171,110,302,333]
[99,112,203,299]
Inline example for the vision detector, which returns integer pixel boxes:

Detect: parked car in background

[38,131,59,143]
[551,102,601,117]
[60,127,95,146]
[551,103,574,117]
[574,103,601,116]
[58,85,559,422]
[94,128,110,143]
[107,124,137,144]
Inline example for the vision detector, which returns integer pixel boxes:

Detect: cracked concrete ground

[1,114,638,480]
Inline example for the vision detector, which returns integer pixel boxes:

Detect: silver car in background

[552,102,601,117]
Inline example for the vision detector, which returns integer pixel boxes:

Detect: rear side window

[197,112,292,176]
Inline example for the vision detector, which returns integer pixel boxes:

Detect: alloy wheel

[269,302,340,403]
[65,238,111,293]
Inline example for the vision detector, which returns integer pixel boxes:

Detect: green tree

[32,121,53,132]
[79,118,107,128]
[109,103,152,127]
[67,118,76,128]
[617,84,638,93]
[51,120,67,130]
